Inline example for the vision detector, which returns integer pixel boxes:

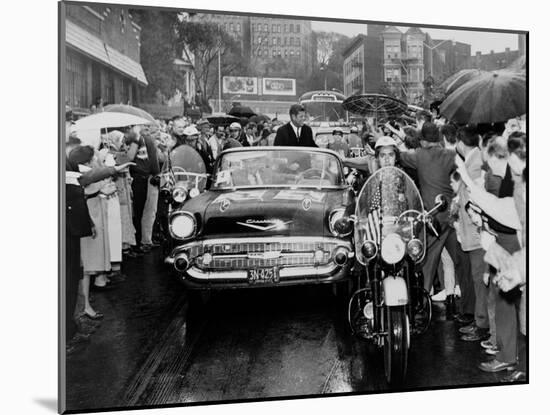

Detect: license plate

[248,267,279,285]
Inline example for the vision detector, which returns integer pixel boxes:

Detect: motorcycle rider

[180,125,214,174]
[342,135,399,174]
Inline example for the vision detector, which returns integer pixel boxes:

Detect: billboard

[262,78,296,96]
[222,76,258,95]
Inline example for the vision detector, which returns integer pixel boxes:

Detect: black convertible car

[165,147,355,289]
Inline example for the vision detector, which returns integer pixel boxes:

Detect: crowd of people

[65,102,527,384]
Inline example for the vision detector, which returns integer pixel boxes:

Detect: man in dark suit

[274,104,317,147]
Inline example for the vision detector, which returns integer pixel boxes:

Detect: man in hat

[182,125,214,173]
[328,127,349,158]
[221,123,243,152]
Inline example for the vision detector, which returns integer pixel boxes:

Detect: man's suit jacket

[273,123,317,147]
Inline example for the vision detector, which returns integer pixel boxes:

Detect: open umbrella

[73,112,152,131]
[228,105,256,119]
[440,70,526,125]
[206,113,240,127]
[342,94,407,124]
[103,104,157,124]
[249,114,271,124]
[439,69,486,97]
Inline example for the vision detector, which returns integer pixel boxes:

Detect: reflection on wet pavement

[66,250,507,412]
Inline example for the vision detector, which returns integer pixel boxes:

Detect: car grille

[194,240,337,270]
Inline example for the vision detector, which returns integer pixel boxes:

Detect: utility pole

[218,49,222,113]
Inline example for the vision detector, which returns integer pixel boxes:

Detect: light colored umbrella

[440,70,526,124]
[72,112,152,131]
[103,104,157,124]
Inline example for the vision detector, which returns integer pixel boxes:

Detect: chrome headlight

[189,188,200,198]
[361,240,378,261]
[380,233,406,264]
[407,238,424,261]
[329,208,352,236]
[169,212,196,240]
[172,186,188,204]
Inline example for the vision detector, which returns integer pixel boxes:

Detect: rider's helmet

[374,136,400,167]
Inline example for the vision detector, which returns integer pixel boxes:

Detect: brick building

[63,3,148,114]
[342,25,384,97]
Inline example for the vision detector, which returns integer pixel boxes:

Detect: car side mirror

[434,194,448,212]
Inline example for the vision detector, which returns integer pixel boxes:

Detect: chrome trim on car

[185,262,342,281]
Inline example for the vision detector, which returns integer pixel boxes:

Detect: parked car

[165,147,356,290]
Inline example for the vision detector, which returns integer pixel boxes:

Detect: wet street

[66,249,505,412]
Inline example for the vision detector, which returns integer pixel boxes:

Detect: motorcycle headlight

[170,212,196,239]
[380,233,406,264]
[189,188,200,198]
[172,186,188,204]
[407,238,424,261]
[361,240,378,261]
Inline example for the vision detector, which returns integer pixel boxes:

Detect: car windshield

[212,149,344,189]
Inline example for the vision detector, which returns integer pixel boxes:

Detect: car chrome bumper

[167,236,353,288]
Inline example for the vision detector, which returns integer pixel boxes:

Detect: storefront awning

[65,20,148,86]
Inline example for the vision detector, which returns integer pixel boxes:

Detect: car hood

[181,188,347,238]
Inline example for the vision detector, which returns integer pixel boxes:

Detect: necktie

[297,128,301,142]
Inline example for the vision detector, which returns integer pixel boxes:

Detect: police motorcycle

[159,145,209,259]
[333,166,447,385]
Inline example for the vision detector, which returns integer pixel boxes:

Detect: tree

[308,32,350,92]
[175,21,244,102]
[130,9,182,103]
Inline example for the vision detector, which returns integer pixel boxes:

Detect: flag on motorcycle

[365,187,381,244]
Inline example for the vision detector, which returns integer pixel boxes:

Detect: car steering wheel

[295,168,333,184]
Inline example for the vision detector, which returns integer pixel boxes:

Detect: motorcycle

[158,145,209,260]
[333,166,447,385]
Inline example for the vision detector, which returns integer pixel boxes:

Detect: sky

[310,21,521,55]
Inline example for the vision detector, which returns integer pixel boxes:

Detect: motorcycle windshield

[355,166,425,264]
[166,145,208,191]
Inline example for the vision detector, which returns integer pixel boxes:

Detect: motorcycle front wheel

[383,305,410,386]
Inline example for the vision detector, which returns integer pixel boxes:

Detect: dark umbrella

[249,114,271,124]
[440,70,526,124]
[103,104,157,124]
[228,105,256,119]
[206,113,240,127]
[342,93,408,124]
[439,69,486,97]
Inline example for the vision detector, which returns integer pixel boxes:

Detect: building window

[273,50,276,57]
[290,50,294,57]
[229,23,233,31]
[272,37,276,46]
[284,24,287,32]
[278,24,281,33]
[277,37,281,45]
[66,52,88,108]
[237,23,241,32]
[289,37,294,46]
[296,38,301,46]
[120,11,125,33]
[296,24,300,33]
[289,24,294,33]
[264,23,268,31]
[272,24,276,32]
[277,50,281,56]
[283,37,287,46]
[296,50,300,57]
[284,49,288,57]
